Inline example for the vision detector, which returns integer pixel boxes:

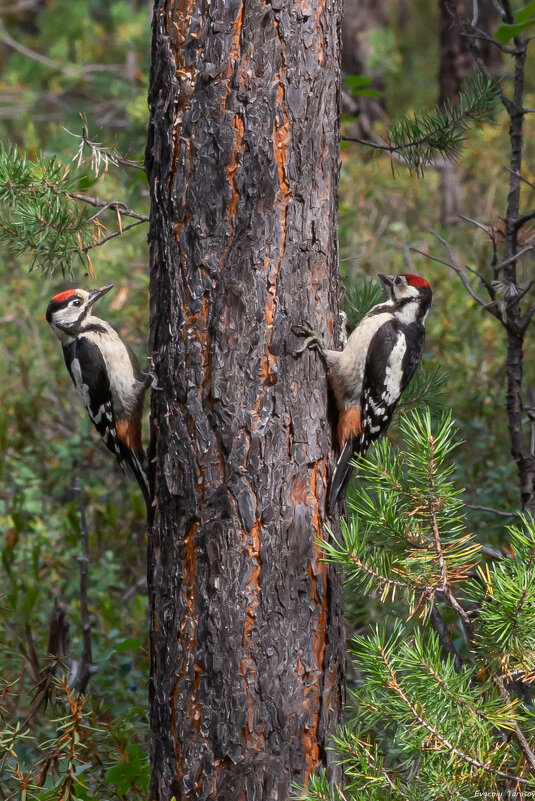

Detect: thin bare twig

[69,193,149,222]
[458,214,495,240]
[0,22,127,79]
[411,233,502,322]
[506,167,535,193]
[73,476,94,695]
[513,209,535,230]
[82,218,146,252]
[459,29,518,54]
[465,503,515,518]
[498,242,535,271]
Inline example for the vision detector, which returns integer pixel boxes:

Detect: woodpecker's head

[46,284,114,341]
[378,273,432,322]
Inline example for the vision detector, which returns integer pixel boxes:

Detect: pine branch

[343,275,384,329]
[67,122,145,175]
[0,146,148,275]
[397,365,447,414]
[494,675,535,773]
[379,644,532,785]
[427,431,475,641]
[342,73,500,175]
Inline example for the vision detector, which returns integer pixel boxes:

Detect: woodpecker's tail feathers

[328,439,357,516]
[123,447,151,516]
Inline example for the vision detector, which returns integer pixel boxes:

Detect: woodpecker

[294,273,432,513]
[46,285,151,511]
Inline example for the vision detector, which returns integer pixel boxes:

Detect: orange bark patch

[224,113,246,226]
[274,82,291,198]
[337,405,361,449]
[258,77,292,386]
[290,474,309,506]
[315,0,326,68]
[115,418,143,455]
[302,463,328,780]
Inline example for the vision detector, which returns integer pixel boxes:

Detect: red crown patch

[52,289,77,303]
[402,273,431,289]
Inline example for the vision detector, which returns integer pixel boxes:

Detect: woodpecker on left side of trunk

[294,272,432,513]
[46,284,151,511]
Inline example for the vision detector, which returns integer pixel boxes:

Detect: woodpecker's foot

[144,354,162,391]
[292,322,325,357]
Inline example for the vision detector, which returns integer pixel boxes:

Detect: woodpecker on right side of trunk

[294,272,433,513]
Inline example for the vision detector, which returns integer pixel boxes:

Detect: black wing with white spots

[65,337,121,459]
[360,320,425,455]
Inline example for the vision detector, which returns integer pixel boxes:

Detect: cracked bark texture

[145,0,345,798]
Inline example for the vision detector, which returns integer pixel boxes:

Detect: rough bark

[145,1,345,799]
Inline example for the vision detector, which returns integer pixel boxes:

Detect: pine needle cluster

[302,410,535,799]
[387,73,500,175]
[0,146,97,275]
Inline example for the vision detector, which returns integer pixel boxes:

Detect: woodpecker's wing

[70,337,121,458]
[328,320,424,515]
[68,337,151,511]
[62,342,78,388]
[360,320,424,454]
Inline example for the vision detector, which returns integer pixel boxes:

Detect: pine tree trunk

[144,1,345,798]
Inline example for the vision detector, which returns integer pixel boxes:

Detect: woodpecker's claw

[144,354,162,391]
[292,322,325,356]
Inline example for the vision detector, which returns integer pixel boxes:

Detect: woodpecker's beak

[87,284,114,308]
[378,274,395,289]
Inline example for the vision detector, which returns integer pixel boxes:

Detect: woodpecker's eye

[72,299,82,307]
[395,277,403,286]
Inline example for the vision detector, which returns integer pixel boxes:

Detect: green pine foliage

[343,274,385,329]
[387,73,501,175]
[302,410,535,799]
[0,146,96,274]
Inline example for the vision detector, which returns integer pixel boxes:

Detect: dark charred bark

[145,1,345,799]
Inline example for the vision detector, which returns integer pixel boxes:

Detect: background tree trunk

[340,0,389,132]
[145,1,345,798]
[438,0,501,225]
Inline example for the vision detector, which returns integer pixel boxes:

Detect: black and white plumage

[46,285,151,511]
[294,273,432,513]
